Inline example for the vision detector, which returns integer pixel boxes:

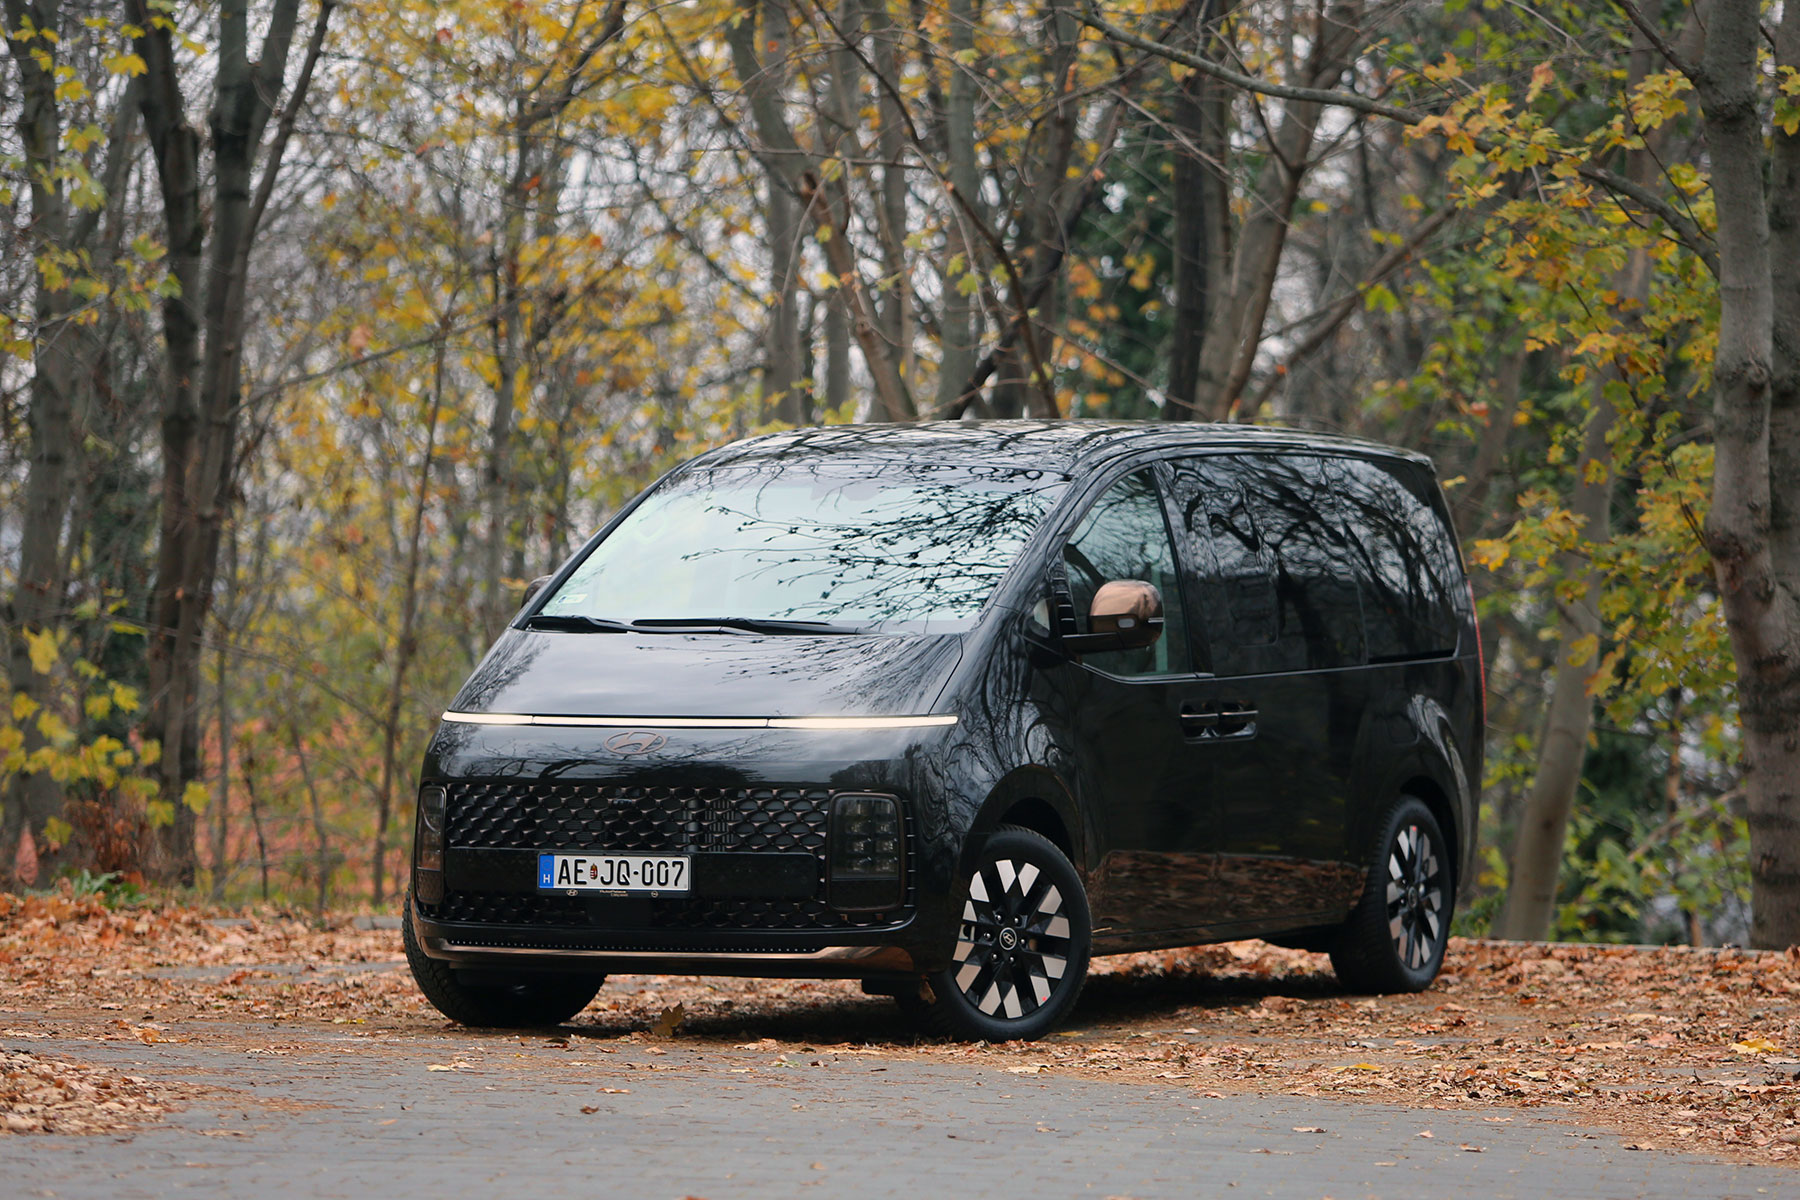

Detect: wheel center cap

[997,927,1020,952]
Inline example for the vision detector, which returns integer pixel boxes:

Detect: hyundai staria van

[404,422,1484,1039]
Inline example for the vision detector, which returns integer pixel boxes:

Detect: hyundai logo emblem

[604,730,668,756]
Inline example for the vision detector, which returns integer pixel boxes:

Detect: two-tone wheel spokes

[1385,822,1445,970]
[951,857,1073,1020]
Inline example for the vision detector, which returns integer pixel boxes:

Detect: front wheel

[404,895,604,1028]
[914,826,1091,1041]
[1330,796,1454,993]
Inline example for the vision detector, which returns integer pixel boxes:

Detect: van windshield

[538,459,1068,633]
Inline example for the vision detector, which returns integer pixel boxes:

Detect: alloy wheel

[1385,822,1445,970]
[950,856,1074,1020]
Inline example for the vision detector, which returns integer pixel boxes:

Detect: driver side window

[1062,469,1192,677]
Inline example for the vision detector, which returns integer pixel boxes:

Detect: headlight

[413,785,447,904]
[828,793,904,911]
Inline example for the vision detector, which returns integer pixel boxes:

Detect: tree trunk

[1702,0,1800,949]
[1493,389,1618,939]
[1166,0,1233,416]
[863,0,913,388]
[727,0,914,421]
[1182,0,1366,420]
[374,341,447,906]
[132,0,324,884]
[1,0,93,884]
[934,0,982,415]
[1496,26,1663,941]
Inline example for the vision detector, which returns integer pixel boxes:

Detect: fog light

[413,785,446,905]
[829,793,903,911]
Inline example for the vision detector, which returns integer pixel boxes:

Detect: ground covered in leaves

[2,888,1797,1166]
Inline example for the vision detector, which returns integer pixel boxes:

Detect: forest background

[4,0,1798,949]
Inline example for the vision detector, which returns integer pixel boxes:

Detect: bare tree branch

[1078,0,1720,275]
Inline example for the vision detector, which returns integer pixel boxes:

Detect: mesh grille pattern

[445,781,832,854]
[432,890,848,931]
[419,780,914,936]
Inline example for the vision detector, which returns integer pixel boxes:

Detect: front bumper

[410,777,934,977]
[411,917,920,978]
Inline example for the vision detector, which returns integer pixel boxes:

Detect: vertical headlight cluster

[413,785,446,905]
[828,793,904,911]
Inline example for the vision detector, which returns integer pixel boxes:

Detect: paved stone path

[8,1020,1799,1200]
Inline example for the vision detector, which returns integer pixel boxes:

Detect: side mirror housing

[1062,579,1164,654]
[521,575,554,608]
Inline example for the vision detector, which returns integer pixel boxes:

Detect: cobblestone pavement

[7,1009,1799,1200]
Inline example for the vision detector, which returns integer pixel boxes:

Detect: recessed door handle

[1216,704,1258,738]
[1179,705,1220,735]
[1182,701,1257,740]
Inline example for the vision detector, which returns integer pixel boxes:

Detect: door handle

[1216,704,1258,738]
[1179,704,1220,735]
[1181,701,1257,740]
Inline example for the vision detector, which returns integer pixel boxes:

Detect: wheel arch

[961,765,1086,876]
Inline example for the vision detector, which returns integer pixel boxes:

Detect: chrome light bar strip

[440,711,958,731]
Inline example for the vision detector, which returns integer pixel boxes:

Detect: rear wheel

[404,894,604,1028]
[1330,796,1453,993]
[914,826,1090,1041]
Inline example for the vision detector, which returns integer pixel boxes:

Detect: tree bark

[374,339,447,906]
[1493,388,1618,939]
[132,0,329,883]
[1179,0,1368,420]
[1700,0,1800,949]
[1166,0,1233,416]
[934,0,983,414]
[1496,25,1663,941]
[863,0,913,389]
[727,0,915,421]
[1,0,95,885]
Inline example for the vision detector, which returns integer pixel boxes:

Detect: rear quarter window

[1333,457,1464,660]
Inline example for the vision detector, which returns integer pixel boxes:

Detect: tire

[914,825,1091,1041]
[1330,796,1454,994]
[403,894,604,1028]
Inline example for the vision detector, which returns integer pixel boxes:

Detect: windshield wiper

[522,613,634,633]
[628,617,866,636]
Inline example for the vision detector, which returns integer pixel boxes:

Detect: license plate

[537,853,690,896]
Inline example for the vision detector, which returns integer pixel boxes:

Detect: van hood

[447,627,965,719]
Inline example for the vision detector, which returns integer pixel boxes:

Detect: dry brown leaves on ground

[3,889,1798,1165]
[0,1048,194,1134]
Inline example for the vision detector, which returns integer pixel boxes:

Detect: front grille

[446,781,831,854]
[423,781,915,936]
[434,891,873,931]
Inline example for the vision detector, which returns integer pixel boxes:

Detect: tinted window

[1061,469,1193,677]
[1165,454,1364,675]
[542,459,1066,632]
[1333,458,1463,659]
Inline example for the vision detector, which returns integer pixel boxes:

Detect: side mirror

[521,575,554,608]
[1062,579,1164,654]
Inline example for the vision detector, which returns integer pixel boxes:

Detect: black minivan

[405,422,1483,1039]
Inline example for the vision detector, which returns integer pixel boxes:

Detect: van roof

[700,420,1437,476]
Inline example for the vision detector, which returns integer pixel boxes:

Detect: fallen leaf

[1732,1037,1781,1055]
[1006,1064,1048,1075]
[579,1105,599,1115]
[599,1087,629,1094]
[1292,1126,1324,1133]
[426,1064,454,1072]
[650,1004,686,1038]
[1417,1130,1434,1139]
[1459,1144,1484,1153]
